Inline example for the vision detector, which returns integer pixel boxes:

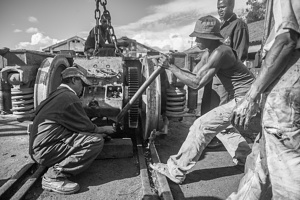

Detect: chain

[99,0,121,54]
[93,0,101,55]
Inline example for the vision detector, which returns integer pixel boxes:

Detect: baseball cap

[189,15,223,40]
[61,66,92,86]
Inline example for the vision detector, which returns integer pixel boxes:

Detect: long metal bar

[0,162,35,199]
[150,143,174,200]
[10,165,47,200]
[136,131,160,200]
[116,66,164,123]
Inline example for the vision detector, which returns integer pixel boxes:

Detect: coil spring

[11,88,34,117]
[165,87,186,118]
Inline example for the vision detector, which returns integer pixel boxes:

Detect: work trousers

[203,77,252,162]
[228,52,300,200]
[32,130,104,179]
[167,97,251,182]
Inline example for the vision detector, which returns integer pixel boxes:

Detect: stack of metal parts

[165,87,186,119]
[11,87,34,118]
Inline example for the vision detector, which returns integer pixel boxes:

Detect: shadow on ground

[184,166,243,184]
[25,157,142,200]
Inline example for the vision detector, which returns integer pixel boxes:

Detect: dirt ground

[0,115,32,187]
[0,113,252,200]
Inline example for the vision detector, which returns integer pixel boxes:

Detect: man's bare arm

[231,30,299,130]
[191,50,210,73]
[164,49,225,90]
[246,30,299,101]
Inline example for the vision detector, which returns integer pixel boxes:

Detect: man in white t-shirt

[229,0,300,199]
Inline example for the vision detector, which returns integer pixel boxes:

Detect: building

[42,36,86,55]
[248,20,264,60]
[42,36,161,57]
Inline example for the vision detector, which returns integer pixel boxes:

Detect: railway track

[0,131,173,200]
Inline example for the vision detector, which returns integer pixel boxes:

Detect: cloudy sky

[0,0,248,52]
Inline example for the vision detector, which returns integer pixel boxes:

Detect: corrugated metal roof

[248,20,264,44]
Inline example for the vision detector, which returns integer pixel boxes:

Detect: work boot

[42,175,80,195]
[149,163,184,184]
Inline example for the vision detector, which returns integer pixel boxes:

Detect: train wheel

[34,55,70,108]
[140,57,161,141]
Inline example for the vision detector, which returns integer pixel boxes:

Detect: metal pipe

[116,52,186,123]
[116,66,164,123]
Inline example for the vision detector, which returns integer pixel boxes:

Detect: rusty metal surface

[74,57,123,82]
[34,55,70,108]
[74,57,124,118]
[1,50,53,67]
[140,57,161,140]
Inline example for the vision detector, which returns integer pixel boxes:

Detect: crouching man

[29,67,110,194]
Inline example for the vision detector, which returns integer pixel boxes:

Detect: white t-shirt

[263,0,300,53]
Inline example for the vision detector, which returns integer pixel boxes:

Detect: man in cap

[29,66,111,194]
[229,0,300,199]
[204,0,250,149]
[150,15,254,184]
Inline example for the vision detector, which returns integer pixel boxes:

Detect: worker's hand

[231,96,260,130]
[158,55,170,69]
[95,126,115,135]
[99,133,112,142]
[95,126,114,142]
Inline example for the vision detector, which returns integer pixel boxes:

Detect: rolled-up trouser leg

[226,134,272,200]
[167,99,240,182]
[42,132,104,179]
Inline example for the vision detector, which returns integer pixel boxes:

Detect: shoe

[149,163,183,184]
[207,137,223,149]
[42,176,80,195]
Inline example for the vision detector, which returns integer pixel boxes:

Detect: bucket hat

[61,66,92,86]
[189,15,223,40]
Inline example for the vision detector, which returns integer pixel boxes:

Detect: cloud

[13,29,22,33]
[16,32,59,51]
[26,27,39,33]
[115,0,247,52]
[28,16,38,23]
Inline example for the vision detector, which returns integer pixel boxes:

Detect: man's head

[217,0,235,21]
[61,66,92,96]
[189,15,223,50]
[100,15,109,29]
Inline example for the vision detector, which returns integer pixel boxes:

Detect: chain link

[100,0,107,6]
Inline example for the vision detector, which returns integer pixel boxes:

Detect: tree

[239,0,266,23]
